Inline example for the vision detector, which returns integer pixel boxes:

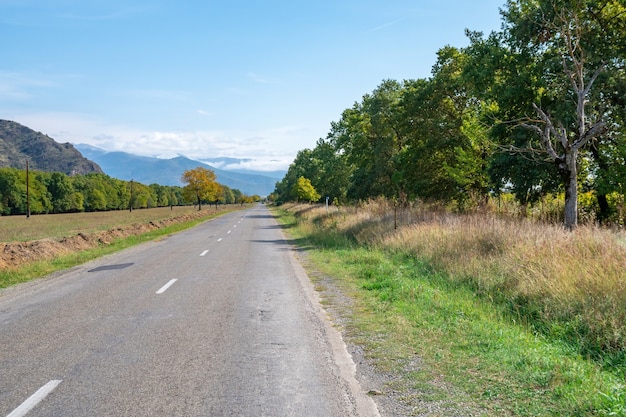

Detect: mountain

[0,120,103,175]
[75,144,282,197]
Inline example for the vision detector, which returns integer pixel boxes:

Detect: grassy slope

[274,204,626,417]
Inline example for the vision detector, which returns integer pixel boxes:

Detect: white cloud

[3,111,298,171]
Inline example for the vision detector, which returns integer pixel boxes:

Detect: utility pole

[26,159,30,219]
[129,179,134,212]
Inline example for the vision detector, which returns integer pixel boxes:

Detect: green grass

[272,206,626,416]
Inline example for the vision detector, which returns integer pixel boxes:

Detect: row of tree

[272,0,626,229]
[0,166,259,216]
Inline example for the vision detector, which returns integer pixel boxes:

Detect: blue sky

[1,0,505,172]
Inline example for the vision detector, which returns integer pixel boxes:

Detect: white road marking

[217,238,223,242]
[227,230,231,234]
[233,225,237,228]
[200,250,209,257]
[7,380,62,417]
[156,279,178,294]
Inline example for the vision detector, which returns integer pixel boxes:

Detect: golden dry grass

[290,201,626,357]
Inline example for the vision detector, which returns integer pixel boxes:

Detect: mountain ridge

[0,119,103,175]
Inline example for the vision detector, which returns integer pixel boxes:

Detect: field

[274,202,626,416]
[0,205,243,286]
[0,206,217,242]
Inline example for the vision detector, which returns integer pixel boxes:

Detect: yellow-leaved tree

[292,176,320,203]
[181,167,220,210]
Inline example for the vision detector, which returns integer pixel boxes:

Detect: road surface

[0,205,379,417]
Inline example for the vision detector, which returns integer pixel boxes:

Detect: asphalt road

[0,204,379,417]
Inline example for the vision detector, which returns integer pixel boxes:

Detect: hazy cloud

[7,111,296,171]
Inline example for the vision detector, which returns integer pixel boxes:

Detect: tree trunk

[589,141,611,224]
[563,149,578,230]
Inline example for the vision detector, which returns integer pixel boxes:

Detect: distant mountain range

[0,119,284,196]
[0,120,103,175]
[74,144,283,197]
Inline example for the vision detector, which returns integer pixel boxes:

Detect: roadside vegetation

[274,202,626,416]
[271,0,626,232]
[0,166,260,216]
[268,4,626,411]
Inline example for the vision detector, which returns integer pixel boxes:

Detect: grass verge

[273,205,626,416]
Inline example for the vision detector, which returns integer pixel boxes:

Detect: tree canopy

[292,177,321,203]
[181,167,221,210]
[0,166,252,216]
[273,0,626,228]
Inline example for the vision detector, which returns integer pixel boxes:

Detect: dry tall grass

[290,201,626,358]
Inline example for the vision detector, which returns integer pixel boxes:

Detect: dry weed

[291,202,626,355]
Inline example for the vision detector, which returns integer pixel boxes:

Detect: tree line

[0,166,258,216]
[272,0,626,229]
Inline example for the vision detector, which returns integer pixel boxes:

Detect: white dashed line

[156,279,178,294]
[217,238,223,242]
[200,250,209,257]
[7,380,62,417]
[227,230,231,234]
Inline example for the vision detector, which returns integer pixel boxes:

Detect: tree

[480,0,626,229]
[330,80,408,201]
[181,167,220,210]
[273,148,318,204]
[292,177,320,203]
[46,172,75,213]
[401,48,492,206]
[309,138,351,204]
[0,168,26,215]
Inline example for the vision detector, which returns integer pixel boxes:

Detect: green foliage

[273,139,351,205]
[0,165,256,216]
[46,172,76,213]
[0,168,26,215]
[471,0,626,227]
[272,0,625,225]
[0,170,170,215]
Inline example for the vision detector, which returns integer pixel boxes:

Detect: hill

[0,120,103,175]
[75,144,281,197]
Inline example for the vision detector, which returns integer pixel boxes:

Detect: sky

[1,0,505,172]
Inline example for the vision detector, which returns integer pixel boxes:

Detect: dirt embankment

[0,211,212,271]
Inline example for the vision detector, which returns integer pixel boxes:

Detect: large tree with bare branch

[470,0,625,229]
